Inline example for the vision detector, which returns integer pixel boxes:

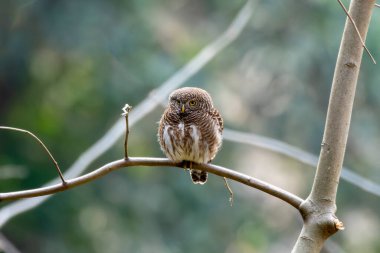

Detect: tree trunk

[292,0,375,252]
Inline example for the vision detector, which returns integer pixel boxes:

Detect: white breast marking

[190,125,202,162]
[178,122,185,137]
[163,125,174,159]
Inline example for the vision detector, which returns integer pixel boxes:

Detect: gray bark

[292,0,375,252]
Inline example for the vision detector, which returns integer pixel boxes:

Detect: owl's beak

[181,104,185,114]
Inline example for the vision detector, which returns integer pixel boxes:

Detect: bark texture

[292,0,375,252]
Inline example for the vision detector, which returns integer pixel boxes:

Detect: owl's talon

[182,160,192,171]
[182,160,187,172]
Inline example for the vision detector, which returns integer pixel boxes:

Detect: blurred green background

[1,0,379,252]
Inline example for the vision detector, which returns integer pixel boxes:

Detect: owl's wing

[210,108,224,133]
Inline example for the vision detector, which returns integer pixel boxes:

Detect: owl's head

[168,87,214,115]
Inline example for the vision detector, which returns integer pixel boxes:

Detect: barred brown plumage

[158,87,223,184]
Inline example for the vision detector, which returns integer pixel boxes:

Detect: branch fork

[292,0,375,251]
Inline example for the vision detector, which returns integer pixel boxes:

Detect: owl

[158,87,223,184]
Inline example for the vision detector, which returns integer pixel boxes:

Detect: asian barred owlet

[158,87,223,184]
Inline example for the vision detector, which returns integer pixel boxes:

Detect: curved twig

[223,177,234,206]
[0,157,303,209]
[337,0,376,64]
[0,126,66,184]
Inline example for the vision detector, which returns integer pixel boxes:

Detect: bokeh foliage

[0,0,379,252]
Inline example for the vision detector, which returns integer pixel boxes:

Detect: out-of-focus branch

[223,129,380,197]
[0,233,21,253]
[0,157,303,209]
[0,126,66,184]
[0,166,28,180]
[0,0,254,228]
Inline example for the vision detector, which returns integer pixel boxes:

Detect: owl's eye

[189,100,197,106]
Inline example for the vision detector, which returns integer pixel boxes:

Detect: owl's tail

[190,169,207,185]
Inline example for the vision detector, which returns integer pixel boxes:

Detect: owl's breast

[161,121,211,163]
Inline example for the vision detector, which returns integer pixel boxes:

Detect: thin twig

[122,104,132,159]
[375,3,380,8]
[0,126,66,185]
[223,177,234,206]
[337,0,376,64]
[0,157,303,209]
[0,0,254,229]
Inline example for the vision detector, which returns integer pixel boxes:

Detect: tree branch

[292,0,375,252]
[311,0,374,210]
[0,157,303,209]
[0,233,21,253]
[0,0,254,228]
[337,0,376,64]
